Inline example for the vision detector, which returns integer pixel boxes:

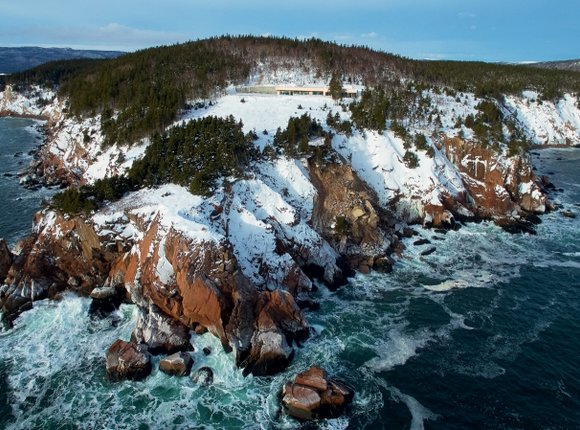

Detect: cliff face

[444,137,547,219]
[2,83,578,377]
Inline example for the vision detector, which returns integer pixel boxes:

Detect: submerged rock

[281,366,353,421]
[562,210,577,219]
[496,217,537,235]
[192,366,214,386]
[105,339,152,381]
[421,247,437,256]
[159,351,193,377]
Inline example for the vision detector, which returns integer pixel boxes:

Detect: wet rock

[159,351,193,377]
[562,210,577,219]
[421,247,436,256]
[539,175,556,191]
[105,339,151,381]
[401,227,417,238]
[132,305,191,354]
[496,217,537,235]
[88,285,125,318]
[0,239,13,283]
[202,347,212,356]
[525,213,543,225]
[295,294,320,311]
[281,366,353,421]
[413,238,431,246]
[194,325,208,335]
[192,366,214,386]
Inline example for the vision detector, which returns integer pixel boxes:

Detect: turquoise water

[0,118,579,429]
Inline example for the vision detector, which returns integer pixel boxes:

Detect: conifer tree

[329,72,343,103]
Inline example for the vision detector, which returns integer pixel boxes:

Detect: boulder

[241,290,308,376]
[281,366,353,421]
[192,366,214,386]
[88,285,125,318]
[106,339,151,381]
[131,305,191,354]
[159,352,193,376]
[562,210,577,219]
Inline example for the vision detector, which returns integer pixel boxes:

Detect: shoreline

[0,111,48,121]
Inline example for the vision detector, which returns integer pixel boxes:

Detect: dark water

[0,117,52,245]
[0,117,579,430]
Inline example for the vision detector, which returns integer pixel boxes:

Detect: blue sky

[0,0,577,62]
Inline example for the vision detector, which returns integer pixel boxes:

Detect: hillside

[0,46,124,74]
[4,36,580,146]
[530,59,580,73]
[1,35,580,386]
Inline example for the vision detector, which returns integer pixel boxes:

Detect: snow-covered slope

[503,92,580,145]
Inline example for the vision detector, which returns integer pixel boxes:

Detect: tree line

[6,36,579,148]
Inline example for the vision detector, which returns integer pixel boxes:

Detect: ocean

[0,118,579,429]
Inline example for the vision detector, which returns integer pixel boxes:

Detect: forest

[52,115,257,213]
[7,36,580,147]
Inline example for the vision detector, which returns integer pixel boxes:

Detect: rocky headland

[1,61,579,400]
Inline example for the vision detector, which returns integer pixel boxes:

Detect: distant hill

[530,59,580,73]
[0,47,124,74]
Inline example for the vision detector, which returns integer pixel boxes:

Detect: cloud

[334,34,353,41]
[0,23,188,51]
[361,32,379,38]
[458,12,477,18]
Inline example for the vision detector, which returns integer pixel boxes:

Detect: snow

[503,93,580,145]
[257,157,316,219]
[0,85,58,118]
[332,129,465,219]
[94,184,223,244]
[181,93,348,151]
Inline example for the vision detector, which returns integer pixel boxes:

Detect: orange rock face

[106,339,152,381]
[444,137,547,221]
[282,365,353,421]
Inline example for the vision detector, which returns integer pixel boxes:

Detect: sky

[0,0,578,63]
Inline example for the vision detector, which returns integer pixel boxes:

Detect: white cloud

[361,32,379,38]
[458,12,477,18]
[334,34,353,41]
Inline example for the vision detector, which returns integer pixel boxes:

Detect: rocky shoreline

[0,84,575,423]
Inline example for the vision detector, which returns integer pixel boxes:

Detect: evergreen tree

[329,72,343,103]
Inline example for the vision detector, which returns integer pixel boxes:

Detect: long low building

[275,85,358,97]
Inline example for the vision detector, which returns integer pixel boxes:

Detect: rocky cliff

[1,83,579,377]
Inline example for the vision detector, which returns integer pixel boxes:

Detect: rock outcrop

[281,366,354,421]
[131,305,192,354]
[1,81,568,383]
[309,161,397,274]
[0,196,310,377]
[0,212,117,324]
[0,239,13,283]
[444,137,548,230]
[159,352,193,377]
[106,339,152,381]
